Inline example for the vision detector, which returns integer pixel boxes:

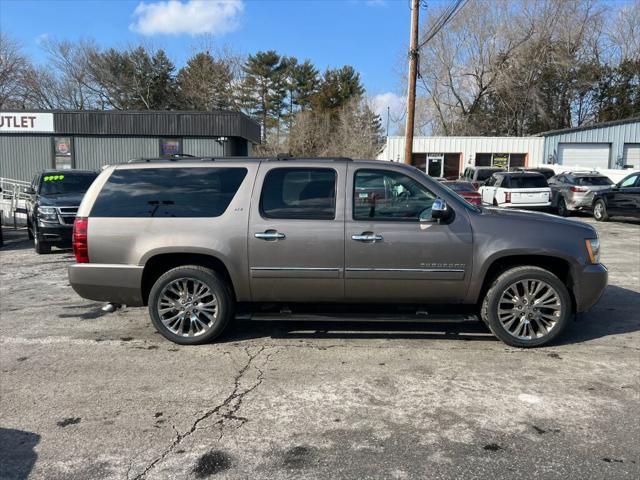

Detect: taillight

[570,186,588,192]
[73,217,89,263]
[505,192,512,203]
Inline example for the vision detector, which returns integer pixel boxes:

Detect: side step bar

[238,312,479,323]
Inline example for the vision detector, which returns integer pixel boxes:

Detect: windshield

[39,173,97,195]
[575,176,613,186]
[477,169,503,181]
[443,181,475,193]
[505,175,548,188]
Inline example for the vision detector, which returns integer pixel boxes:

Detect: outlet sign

[0,112,54,133]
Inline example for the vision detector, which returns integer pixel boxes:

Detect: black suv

[26,169,98,254]
[592,171,640,222]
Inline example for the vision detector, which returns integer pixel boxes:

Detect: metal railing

[0,177,30,227]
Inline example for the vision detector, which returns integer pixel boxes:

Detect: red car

[441,180,482,206]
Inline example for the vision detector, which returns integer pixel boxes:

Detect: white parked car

[480,172,551,209]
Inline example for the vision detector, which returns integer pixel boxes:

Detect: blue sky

[0,0,420,112]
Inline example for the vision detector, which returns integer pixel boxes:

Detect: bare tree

[607,0,640,62]
[0,33,30,108]
[417,0,613,135]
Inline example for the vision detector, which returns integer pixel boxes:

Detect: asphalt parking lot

[1,216,639,480]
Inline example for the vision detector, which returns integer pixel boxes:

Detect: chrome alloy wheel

[157,277,218,337]
[594,202,604,219]
[497,280,562,340]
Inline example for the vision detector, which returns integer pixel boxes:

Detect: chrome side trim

[346,268,465,273]
[252,267,341,271]
[250,267,343,279]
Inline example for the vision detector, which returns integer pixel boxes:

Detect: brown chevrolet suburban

[68,157,607,348]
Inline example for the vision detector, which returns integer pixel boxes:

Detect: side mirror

[612,184,620,190]
[421,199,453,223]
[23,186,36,195]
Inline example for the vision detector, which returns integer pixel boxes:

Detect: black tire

[557,197,570,217]
[34,231,51,254]
[481,266,572,348]
[148,265,234,345]
[27,221,34,240]
[593,199,609,222]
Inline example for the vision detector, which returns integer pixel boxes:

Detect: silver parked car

[548,171,613,217]
[68,157,607,348]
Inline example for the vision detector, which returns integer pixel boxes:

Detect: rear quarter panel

[84,163,259,301]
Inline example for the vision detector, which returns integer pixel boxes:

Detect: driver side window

[620,174,638,188]
[353,169,436,220]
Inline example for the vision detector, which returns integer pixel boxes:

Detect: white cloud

[371,92,405,119]
[130,0,244,36]
[35,33,49,46]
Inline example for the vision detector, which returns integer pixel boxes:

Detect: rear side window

[506,175,548,189]
[575,176,613,186]
[477,169,501,181]
[260,168,336,220]
[90,168,247,217]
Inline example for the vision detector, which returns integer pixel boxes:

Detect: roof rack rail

[128,155,215,163]
[267,155,353,162]
[560,170,600,175]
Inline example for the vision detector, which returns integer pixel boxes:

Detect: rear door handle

[352,234,383,242]
[255,231,286,240]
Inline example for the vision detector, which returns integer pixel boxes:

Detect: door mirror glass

[23,186,35,195]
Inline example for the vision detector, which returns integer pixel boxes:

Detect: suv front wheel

[481,266,571,348]
[149,266,234,345]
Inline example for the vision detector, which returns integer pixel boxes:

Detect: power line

[417,0,470,50]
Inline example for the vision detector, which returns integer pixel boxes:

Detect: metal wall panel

[183,138,225,157]
[378,136,544,170]
[542,120,640,168]
[74,136,159,171]
[0,135,51,181]
[53,111,261,143]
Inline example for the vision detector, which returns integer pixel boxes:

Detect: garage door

[623,144,640,167]
[557,143,610,169]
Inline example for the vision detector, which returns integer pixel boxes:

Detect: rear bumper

[68,263,144,306]
[567,195,593,210]
[500,202,551,209]
[572,263,608,313]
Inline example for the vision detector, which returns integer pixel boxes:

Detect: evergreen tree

[314,65,364,111]
[239,50,288,143]
[176,52,234,110]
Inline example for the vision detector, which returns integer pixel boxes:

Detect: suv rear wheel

[557,197,570,217]
[149,266,234,345]
[481,266,571,348]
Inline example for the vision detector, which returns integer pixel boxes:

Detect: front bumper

[68,263,145,306]
[38,223,72,246]
[572,263,608,313]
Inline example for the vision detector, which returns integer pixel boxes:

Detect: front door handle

[352,233,383,242]
[255,230,286,240]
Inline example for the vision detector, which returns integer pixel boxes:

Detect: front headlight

[585,238,600,264]
[38,206,58,223]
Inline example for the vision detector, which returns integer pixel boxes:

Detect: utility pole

[404,0,420,165]
[386,106,390,138]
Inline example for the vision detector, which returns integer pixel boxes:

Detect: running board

[238,312,479,323]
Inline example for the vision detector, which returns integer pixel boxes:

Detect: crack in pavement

[131,346,273,479]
